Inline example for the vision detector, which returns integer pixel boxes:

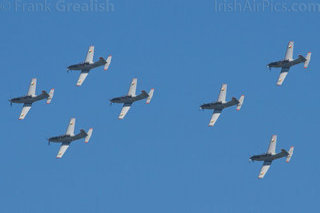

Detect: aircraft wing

[208,109,222,127]
[19,103,32,120]
[27,78,37,96]
[267,135,277,154]
[66,118,75,136]
[119,103,131,119]
[56,142,70,159]
[128,78,137,96]
[285,41,294,61]
[85,46,94,64]
[217,84,227,103]
[277,67,290,86]
[76,70,89,86]
[258,161,272,179]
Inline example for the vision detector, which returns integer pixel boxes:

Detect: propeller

[8,99,12,106]
[267,65,271,71]
[248,154,253,163]
[47,139,51,146]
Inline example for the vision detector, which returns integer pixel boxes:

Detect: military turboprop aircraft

[67,45,112,86]
[110,78,154,119]
[48,118,93,159]
[250,135,294,179]
[267,41,311,86]
[200,84,244,127]
[9,78,54,120]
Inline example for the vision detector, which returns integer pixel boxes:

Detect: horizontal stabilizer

[236,95,245,111]
[304,52,311,69]
[85,128,93,143]
[286,146,294,163]
[146,88,154,104]
[104,55,112,70]
[47,88,55,104]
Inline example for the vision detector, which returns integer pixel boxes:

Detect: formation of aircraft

[48,118,93,158]
[250,135,294,179]
[10,42,309,178]
[9,78,54,120]
[200,84,244,127]
[67,46,112,86]
[267,41,311,86]
[110,78,154,119]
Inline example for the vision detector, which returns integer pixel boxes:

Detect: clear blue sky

[1,0,320,212]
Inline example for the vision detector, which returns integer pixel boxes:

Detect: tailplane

[46,88,55,104]
[236,95,245,111]
[85,128,93,143]
[104,55,112,70]
[286,146,294,163]
[146,88,154,104]
[304,52,311,69]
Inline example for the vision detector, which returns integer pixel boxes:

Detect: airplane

[267,41,311,86]
[48,118,93,159]
[9,78,54,120]
[110,78,154,119]
[67,45,112,86]
[200,83,244,127]
[250,135,294,179]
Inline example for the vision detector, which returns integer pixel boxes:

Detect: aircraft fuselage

[268,60,291,68]
[49,131,87,143]
[110,91,149,104]
[10,92,49,104]
[68,60,106,71]
[268,56,306,69]
[250,150,288,162]
[200,98,239,110]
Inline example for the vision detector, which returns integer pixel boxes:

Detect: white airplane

[110,78,154,119]
[9,78,54,120]
[67,45,112,86]
[250,135,294,179]
[267,41,311,86]
[48,118,93,159]
[200,84,244,127]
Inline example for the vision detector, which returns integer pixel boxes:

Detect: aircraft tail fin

[46,88,54,104]
[85,128,93,143]
[104,55,112,71]
[304,52,311,69]
[146,88,154,104]
[286,146,294,163]
[236,95,245,111]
